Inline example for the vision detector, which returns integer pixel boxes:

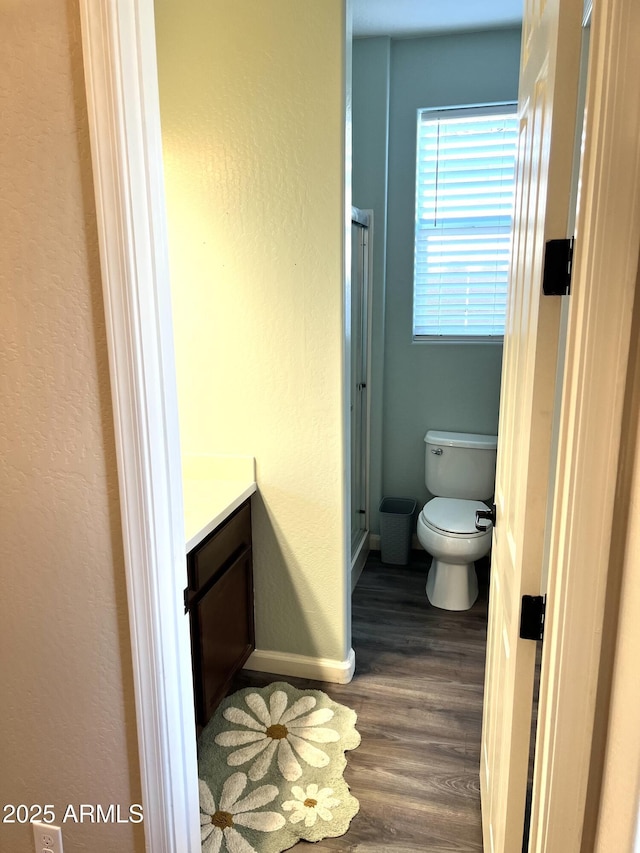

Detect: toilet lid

[422,497,491,535]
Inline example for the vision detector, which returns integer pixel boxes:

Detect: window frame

[412,101,518,344]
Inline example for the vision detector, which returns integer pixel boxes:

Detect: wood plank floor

[228,551,489,852]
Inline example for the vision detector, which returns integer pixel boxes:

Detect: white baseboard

[351,540,369,592]
[244,647,356,684]
[351,559,365,592]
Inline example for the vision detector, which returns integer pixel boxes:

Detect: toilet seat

[421,497,490,537]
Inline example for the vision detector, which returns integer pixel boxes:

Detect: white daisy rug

[198,681,361,852]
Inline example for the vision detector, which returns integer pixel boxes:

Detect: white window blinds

[413,105,518,338]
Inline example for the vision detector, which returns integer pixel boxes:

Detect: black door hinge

[520,595,546,641]
[542,238,574,296]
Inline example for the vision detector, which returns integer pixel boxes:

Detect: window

[413,104,518,339]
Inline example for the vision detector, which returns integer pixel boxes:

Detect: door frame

[78,1,640,851]
[78,2,200,851]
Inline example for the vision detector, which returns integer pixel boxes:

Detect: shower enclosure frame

[350,206,373,589]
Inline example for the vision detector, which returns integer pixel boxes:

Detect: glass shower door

[351,209,370,561]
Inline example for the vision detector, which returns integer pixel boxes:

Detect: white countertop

[182,454,256,552]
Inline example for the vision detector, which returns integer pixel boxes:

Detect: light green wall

[155,0,349,663]
[353,29,522,526]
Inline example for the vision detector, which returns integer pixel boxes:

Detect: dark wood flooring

[229,551,488,852]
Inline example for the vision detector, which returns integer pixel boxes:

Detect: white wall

[155,0,350,664]
[0,3,143,851]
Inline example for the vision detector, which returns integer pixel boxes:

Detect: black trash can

[379,497,417,565]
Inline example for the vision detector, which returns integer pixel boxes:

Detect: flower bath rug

[198,681,361,852]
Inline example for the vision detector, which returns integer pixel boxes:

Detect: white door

[528,0,640,847]
[480,0,583,850]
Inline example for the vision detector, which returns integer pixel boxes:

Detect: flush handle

[431,447,443,455]
[475,504,496,532]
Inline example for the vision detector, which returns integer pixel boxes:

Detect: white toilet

[417,430,498,611]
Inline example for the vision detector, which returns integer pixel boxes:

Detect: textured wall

[353,30,521,521]
[155,0,349,662]
[0,3,143,851]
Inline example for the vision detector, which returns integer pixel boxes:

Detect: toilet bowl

[417,497,492,610]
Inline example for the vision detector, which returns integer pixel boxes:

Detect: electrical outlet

[32,821,63,853]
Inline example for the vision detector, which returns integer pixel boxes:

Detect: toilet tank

[425,430,498,500]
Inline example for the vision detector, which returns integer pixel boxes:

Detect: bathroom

[154,1,519,846]
[155,0,521,664]
[351,24,519,568]
[4,0,638,851]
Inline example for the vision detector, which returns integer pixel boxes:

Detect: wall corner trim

[245,648,356,684]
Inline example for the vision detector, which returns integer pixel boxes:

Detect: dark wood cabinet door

[192,548,254,727]
[187,498,255,729]
[189,501,252,591]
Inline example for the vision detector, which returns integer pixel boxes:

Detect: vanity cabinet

[185,499,254,729]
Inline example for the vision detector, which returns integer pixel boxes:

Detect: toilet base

[426,559,479,611]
